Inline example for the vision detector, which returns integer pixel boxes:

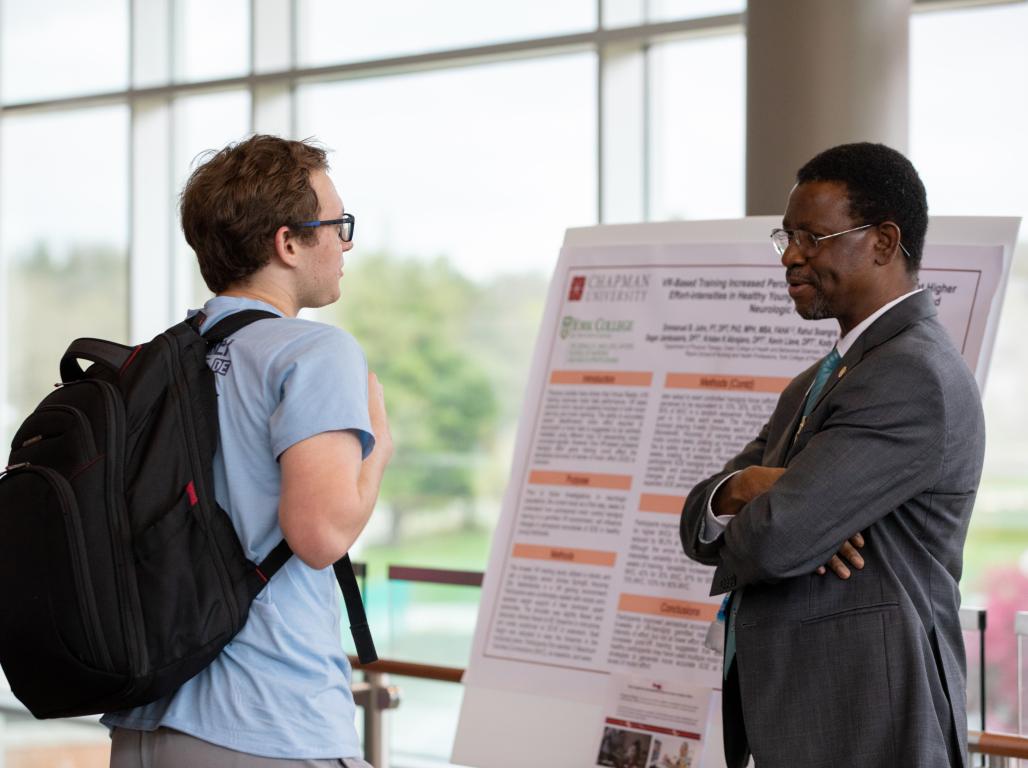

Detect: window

[0,0,127,103]
[298,0,596,66]
[911,0,1028,733]
[298,51,596,561]
[172,89,252,309]
[175,0,250,82]
[15,3,1026,765]
[648,32,746,221]
[299,53,596,764]
[1,107,129,445]
[604,0,744,28]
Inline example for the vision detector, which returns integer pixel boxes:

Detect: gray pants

[110,727,374,768]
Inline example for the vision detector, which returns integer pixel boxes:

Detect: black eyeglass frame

[294,213,355,242]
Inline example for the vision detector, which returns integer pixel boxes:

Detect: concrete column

[746,0,911,215]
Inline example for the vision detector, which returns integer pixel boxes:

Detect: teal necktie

[802,347,842,419]
[722,347,842,676]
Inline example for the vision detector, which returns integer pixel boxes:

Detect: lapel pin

[837,365,847,379]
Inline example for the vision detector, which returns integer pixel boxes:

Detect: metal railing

[347,569,1028,768]
[2,569,1027,768]
[968,731,1028,766]
[347,666,1028,768]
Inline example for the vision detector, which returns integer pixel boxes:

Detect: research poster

[453,216,1019,768]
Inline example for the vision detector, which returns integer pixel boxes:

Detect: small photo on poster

[596,724,652,768]
[595,676,712,768]
[646,734,698,768]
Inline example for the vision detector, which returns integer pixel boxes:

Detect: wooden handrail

[968,730,1028,759]
[349,656,464,684]
[350,658,1028,759]
[387,565,484,587]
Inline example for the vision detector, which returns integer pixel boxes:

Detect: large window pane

[911,2,1028,733]
[648,33,745,221]
[172,90,252,310]
[1,0,127,103]
[648,0,744,22]
[298,0,595,66]
[0,105,129,490]
[299,54,596,280]
[176,0,250,82]
[299,53,596,764]
[604,0,743,28]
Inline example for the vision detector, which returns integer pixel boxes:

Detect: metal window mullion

[641,38,651,221]
[129,0,176,341]
[289,0,298,138]
[249,0,257,131]
[252,0,296,137]
[0,14,744,115]
[127,101,136,343]
[3,0,1021,114]
[598,37,647,225]
[167,0,177,329]
[596,0,603,223]
[126,0,136,343]
[596,40,605,224]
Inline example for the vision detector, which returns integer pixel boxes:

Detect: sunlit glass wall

[298,50,597,764]
[910,0,1028,734]
[648,32,746,221]
[0,107,130,424]
[1,1,1027,766]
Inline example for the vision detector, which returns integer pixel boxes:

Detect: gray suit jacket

[680,291,985,768]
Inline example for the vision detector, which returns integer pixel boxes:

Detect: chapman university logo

[567,272,650,303]
[568,276,586,301]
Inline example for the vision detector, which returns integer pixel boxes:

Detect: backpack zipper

[76,378,148,679]
[37,404,97,458]
[162,333,242,629]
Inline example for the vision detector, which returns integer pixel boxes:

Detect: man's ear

[873,221,903,266]
[274,225,302,268]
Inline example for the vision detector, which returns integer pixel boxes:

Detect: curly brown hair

[181,134,329,293]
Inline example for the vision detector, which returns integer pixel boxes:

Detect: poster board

[452,216,1020,768]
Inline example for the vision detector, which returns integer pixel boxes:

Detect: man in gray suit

[680,143,985,768]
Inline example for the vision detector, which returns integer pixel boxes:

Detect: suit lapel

[785,291,937,460]
[769,373,814,465]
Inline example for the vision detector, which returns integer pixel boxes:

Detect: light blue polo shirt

[102,296,374,759]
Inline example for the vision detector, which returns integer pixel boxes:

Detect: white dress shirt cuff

[700,470,742,543]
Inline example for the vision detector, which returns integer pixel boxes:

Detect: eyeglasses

[770,223,911,259]
[294,212,355,242]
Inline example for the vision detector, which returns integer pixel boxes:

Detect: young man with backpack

[102,134,392,766]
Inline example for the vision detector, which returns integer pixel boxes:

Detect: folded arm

[720,359,945,587]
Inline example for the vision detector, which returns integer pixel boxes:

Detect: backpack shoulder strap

[256,539,293,582]
[334,554,378,664]
[209,307,378,662]
[255,542,378,664]
[203,309,280,344]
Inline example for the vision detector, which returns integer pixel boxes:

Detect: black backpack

[0,310,376,719]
